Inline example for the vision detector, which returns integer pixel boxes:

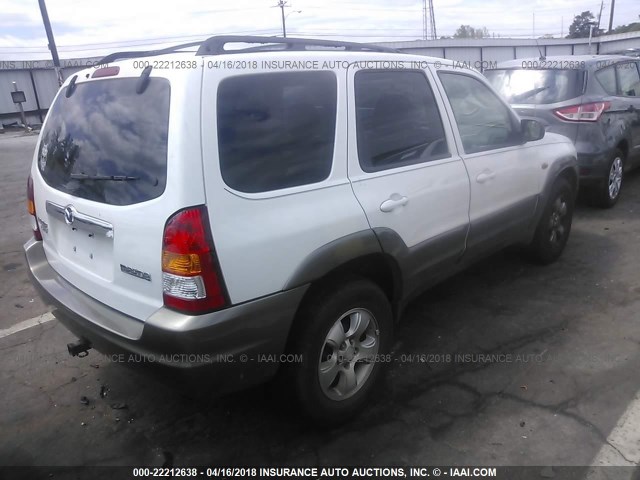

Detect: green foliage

[453,25,491,39]
[611,22,640,34]
[566,11,603,39]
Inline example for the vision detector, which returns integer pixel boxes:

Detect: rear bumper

[24,238,308,393]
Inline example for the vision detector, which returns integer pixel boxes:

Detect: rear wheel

[527,178,574,265]
[288,278,393,425]
[590,149,624,208]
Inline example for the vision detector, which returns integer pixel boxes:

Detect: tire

[527,178,574,265]
[590,149,625,208]
[287,278,393,425]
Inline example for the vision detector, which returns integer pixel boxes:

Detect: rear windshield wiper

[511,86,550,102]
[70,173,139,181]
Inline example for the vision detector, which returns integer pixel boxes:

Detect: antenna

[422,0,437,40]
[429,0,437,40]
[534,36,545,60]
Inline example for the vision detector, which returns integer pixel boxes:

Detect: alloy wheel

[318,308,380,401]
[608,157,623,200]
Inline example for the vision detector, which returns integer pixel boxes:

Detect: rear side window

[217,71,337,193]
[355,71,449,172]
[617,62,640,97]
[38,78,170,206]
[484,69,585,104]
[595,66,617,95]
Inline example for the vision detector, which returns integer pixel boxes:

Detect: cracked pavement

[1,133,640,471]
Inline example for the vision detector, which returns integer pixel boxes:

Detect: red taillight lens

[27,175,42,241]
[161,206,227,314]
[553,101,610,122]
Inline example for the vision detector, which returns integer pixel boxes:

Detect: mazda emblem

[63,205,76,225]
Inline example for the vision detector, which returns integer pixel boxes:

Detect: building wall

[0,63,94,126]
[378,30,640,68]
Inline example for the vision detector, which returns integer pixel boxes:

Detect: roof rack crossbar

[196,35,398,55]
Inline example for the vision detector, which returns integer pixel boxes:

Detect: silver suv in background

[485,55,640,208]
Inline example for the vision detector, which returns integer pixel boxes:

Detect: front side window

[355,70,450,172]
[616,62,640,97]
[439,72,519,154]
[217,71,337,193]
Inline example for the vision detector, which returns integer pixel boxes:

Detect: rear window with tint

[217,71,337,193]
[484,69,585,104]
[38,78,170,206]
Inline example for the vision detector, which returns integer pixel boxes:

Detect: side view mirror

[521,119,545,142]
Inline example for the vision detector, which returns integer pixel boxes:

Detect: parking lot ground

[0,131,48,329]
[1,134,640,473]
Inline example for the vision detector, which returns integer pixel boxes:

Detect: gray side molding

[374,225,468,300]
[543,155,579,196]
[283,230,383,290]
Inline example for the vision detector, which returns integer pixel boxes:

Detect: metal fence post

[12,82,30,133]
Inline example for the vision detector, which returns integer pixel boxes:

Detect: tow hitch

[67,338,92,357]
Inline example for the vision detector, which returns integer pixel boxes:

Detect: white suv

[25,36,578,423]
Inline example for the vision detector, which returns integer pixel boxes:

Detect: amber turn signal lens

[162,251,202,276]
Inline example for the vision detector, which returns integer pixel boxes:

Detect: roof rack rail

[98,41,202,65]
[97,35,399,65]
[196,35,399,55]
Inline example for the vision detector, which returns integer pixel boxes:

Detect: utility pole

[533,12,535,38]
[422,0,427,40]
[276,0,288,38]
[596,0,604,32]
[608,0,615,33]
[588,23,596,53]
[37,0,63,86]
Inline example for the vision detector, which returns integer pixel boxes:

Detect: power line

[1,28,580,53]
[0,29,283,51]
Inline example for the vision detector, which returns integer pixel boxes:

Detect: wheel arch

[283,230,402,306]
[616,140,629,160]
[558,165,579,197]
[282,231,403,354]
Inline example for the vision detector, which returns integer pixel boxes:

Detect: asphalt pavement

[1,132,640,477]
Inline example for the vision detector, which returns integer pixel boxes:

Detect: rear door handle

[380,194,409,212]
[476,170,496,183]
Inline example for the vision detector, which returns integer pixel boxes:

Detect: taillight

[553,101,610,122]
[92,66,120,78]
[27,175,42,241]
[161,206,227,314]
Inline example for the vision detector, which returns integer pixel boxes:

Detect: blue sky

[0,0,638,60]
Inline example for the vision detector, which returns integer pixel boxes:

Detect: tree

[566,11,603,38]
[453,25,491,39]
[611,21,640,34]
